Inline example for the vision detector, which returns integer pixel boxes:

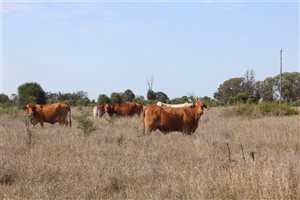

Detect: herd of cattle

[23,100,207,134]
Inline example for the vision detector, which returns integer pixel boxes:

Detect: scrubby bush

[290,99,300,107]
[257,102,298,116]
[224,102,299,117]
[0,106,14,115]
[235,104,255,116]
[73,112,95,137]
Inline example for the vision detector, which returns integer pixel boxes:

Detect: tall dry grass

[0,107,299,199]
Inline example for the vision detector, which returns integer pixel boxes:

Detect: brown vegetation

[0,107,299,199]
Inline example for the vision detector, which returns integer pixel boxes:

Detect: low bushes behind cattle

[221,102,299,118]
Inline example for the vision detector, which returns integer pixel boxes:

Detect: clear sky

[1,1,299,101]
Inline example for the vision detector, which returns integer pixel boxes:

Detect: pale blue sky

[1,1,299,100]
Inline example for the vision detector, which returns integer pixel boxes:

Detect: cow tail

[142,107,146,135]
[69,106,72,128]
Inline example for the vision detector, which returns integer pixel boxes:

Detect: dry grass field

[1,107,299,199]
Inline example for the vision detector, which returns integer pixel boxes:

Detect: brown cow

[23,102,72,128]
[104,102,143,117]
[93,105,105,118]
[143,100,207,135]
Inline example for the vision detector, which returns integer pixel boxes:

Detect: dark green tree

[110,92,122,103]
[17,82,46,108]
[257,77,275,102]
[243,69,257,98]
[147,89,156,100]
[274,72,300,102]
[0,93,9,105]
[121,89,135,102]
[156,91,169,102]
[97,94,110,105]
[214,77,244,102]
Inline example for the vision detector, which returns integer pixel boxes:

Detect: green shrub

[235,104,255,116]
[231,102,298,117]
[290,100,300,107]
[277,104,299,116]
[0,106,17,115]
[73,112,95,137]
[257,103,298,116]
[0,106,12,115]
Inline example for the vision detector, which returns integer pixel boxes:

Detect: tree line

[214,70,300,105]
[0,71,299,108]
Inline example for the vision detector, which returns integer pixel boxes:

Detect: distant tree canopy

[156,91,169,102]
[214,77,245,102]
[274,72,300,102]
[110,92,122,104]
[97,94,110,105]
[46,90,90,106]
[9,71,299,109]
[147,89,156,100]
[214,70,300,104]
[256,77,275,102]
[96,89,137,105]
[17,82,46,108]
[147,89,169,102]
[0,93,9,105]
[121,89,135,102]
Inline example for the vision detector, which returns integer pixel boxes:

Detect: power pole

[279,49,282,103]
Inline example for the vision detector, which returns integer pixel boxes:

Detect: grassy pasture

[0,107,299,199]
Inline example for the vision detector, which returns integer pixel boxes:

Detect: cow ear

[23,105,27,110]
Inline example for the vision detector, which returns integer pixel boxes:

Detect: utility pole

[279,49,282,103]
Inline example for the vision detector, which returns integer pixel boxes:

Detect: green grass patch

[0,106,17,115]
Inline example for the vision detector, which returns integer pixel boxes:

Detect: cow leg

[40,122,44,128]
[64,119,69,126]
[143,126,153,135]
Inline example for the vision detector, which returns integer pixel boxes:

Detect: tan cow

[143,100,207,135]
[23,102,72,128]
[93,105,105,118]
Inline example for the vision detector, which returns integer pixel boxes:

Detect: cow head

[194,101,207,115]
[104,104,114,116]
[23,104,42,124]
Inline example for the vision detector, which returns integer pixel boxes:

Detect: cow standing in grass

[104,102,143,117]
[93,105,105,118]
[143,100,207,135]
[23,102,72,128]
